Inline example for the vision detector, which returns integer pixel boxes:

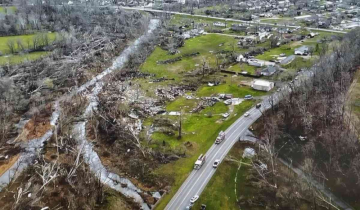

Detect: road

[165,69,353,210]
[165,92,282,210]
[122,6,347,34]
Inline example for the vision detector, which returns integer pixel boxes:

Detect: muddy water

[0,101,60,190]
[1,19,161,209]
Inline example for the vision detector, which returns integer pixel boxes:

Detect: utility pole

[178,108,182,139]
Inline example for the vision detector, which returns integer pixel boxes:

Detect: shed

[251,80,274,91]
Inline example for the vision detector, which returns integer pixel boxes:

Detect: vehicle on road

[185,205,192,210]
[215,131,225,144]
[244,94,253,100]
[190,195,199,204]
[213,159,220,168]
[194,154,206,169]
[244,111,250,117]
[256,103,261,108]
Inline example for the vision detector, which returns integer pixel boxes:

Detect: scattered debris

[243,148,256,158]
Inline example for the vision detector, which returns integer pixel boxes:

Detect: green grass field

[228,63,259,75]
[197,84,264,98]
[0,6,16,14]
[140,34,245,81]
[255,44,294,61]
[0,51,49,66]
[0,33,56,66]
[281,56,314,70]
[0,33,56,55]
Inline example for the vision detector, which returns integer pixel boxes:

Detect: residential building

[295,46,309,55]
[261,66,277,76]
[251,80,274,91]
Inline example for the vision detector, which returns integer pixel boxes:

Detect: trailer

[194,154,206,170]
[215,131,225,144]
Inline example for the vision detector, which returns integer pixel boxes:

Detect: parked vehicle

[244,95,253,100]
[190,195,199,204]
[244,112,250,117]
[256,103,261,108]
[222,113,229,118]
[215,131,225,144]
[213,159,220,168]
[194,154,206,169]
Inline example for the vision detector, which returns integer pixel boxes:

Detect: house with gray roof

[295,46,309,55]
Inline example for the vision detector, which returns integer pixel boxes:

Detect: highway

[121,6,347,34]
[165,92,282,210]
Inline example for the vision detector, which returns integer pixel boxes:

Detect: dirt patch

[14,104,53,142]
[130,178,157,192]
[0,154,20,177]
[24,119,51,140]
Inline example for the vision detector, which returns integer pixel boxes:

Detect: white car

[190,195,199,204]
[222,113,230,118]
[244,112,250,117]
[213,159,220,168]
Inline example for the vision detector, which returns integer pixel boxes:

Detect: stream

[0,19,160,209]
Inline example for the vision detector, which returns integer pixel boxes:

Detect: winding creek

[0,19,160,209]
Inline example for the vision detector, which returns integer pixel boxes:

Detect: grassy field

[197,83,264,98]
[0,33,56,66]
[140,34,245,81]
[0,6,16,14]
[0,33,56,55]
[0,51,49,66]
[281,56,314,70]
[228,63,259,75]
[256,44,294,61]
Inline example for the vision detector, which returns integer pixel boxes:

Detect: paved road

[165,92,282,210]
[122,6,346,34]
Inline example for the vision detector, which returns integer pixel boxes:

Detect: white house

[294,46,309,55]
[251,80,274,91]
[213,22,226,27]
[237,54,247,62]
[248,59,264,67]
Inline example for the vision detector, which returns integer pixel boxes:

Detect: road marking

[166,145,216,209]
[194,124,250,198]
[166,109,257,209]
[167,103,272,209]
[174,117,252,208]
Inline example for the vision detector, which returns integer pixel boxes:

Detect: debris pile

[156,85,196,101]
[191,97,219,113]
